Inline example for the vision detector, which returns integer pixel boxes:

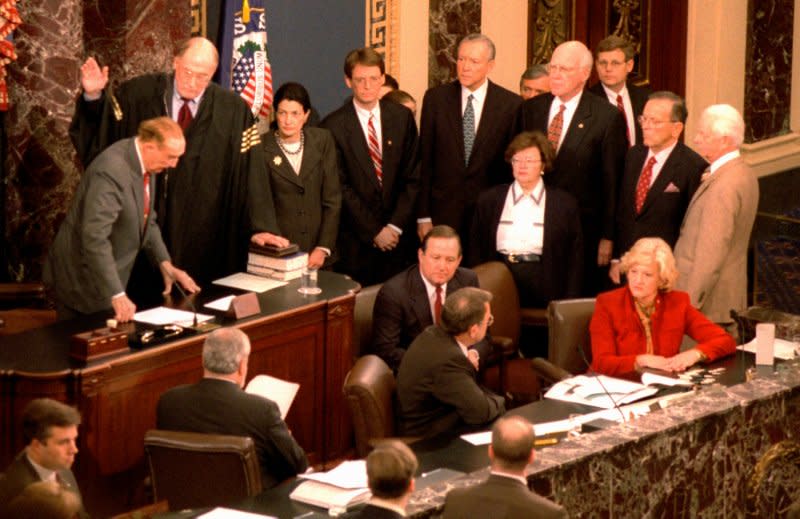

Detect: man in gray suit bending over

[44,117,199,322]
[443,416,567,519]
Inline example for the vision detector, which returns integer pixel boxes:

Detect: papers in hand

[738,337,799,360]
[291,460,371,510]
[245,375,299,420]
[213,272,287,293]
[545,374,660,409]
[134,306,214,326]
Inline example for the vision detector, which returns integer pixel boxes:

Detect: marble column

[428,0,481,87]
[3,0,189,283]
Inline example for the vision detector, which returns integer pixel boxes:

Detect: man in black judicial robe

[70,37,286,289]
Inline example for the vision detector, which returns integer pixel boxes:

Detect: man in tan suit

[673,104,758,329]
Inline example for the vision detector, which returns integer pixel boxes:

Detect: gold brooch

[273,156,282,166]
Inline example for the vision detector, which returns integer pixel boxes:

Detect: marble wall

[3,0,189,282]
[744,0,794,143]
[428,0,481,88]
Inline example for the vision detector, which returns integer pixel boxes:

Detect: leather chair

[109,501,169,519]
[342,354,417,457]
[531,298,596,387]
[353,283,382,358]
[143,430,262,510]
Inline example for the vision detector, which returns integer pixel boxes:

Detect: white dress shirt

[496,179,546,255]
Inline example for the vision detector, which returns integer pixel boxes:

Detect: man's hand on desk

[111,294,136,322]
[160,261,200,295]
[251,232,290,248]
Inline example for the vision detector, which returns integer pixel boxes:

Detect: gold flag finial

[242,0,251,24]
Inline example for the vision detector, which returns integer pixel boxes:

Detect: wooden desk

[0,272,359,514]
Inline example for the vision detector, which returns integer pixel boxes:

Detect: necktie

[143,172,151,223]
[463,94,475,165]
[367,113,382,183]
[547,104,566,154]
[616,94,631,146]
[434,285,443,325]
[635,156,657,214]
[177,98,193,131]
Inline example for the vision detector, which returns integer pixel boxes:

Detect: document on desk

[133,307,214,326]
[245,374,299,420]
[738,337,798,360]
[213,272,288,293]
[545,375,659,409]
[198,509,276,518]
[291,460,371,509]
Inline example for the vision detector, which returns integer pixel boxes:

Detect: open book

[290,460,371,510]
[545,373,689,409]
[245,375,299,420]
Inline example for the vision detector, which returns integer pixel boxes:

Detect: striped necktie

[367,113,382,183]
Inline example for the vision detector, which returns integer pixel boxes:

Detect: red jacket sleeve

[590,290,640,376]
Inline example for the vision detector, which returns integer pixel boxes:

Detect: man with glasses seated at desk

[396,287,505,437]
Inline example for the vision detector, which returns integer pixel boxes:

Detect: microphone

[576,342,628,423]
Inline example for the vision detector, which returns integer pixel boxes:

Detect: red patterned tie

[635,156,657,214]
[547,104,566,154]
[143,172,151,223]
[617,94,631,146]
[367,114,382,183]
[177,98,193,131]
[434,285,443,325]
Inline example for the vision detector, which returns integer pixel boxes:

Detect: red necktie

[547,104,566,154]
[635,156,657,214]
[367,114,382,184]
[143,172,151,223]
[178,98,193,131]
[434,285,443,325]
[616,94,631,146]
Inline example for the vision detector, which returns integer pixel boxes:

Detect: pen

[534,438,558,446]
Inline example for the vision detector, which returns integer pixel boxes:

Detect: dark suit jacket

[418,80,522,238]
[614,142,707,257]
[516,90,627,249]
[371,264,489,372]
[262,127,342,257]
[342,503,404,519]
[156,378,308,489]
[321,98,420,284]
[588,81,651,146]
[396,326,505,437]
[466,184,583,303]
[0,451,88,518]
[43,138,170,314]
[443,474,568,519]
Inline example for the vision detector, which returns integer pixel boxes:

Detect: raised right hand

[80,57,109,97]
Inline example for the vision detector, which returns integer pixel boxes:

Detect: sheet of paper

[198,508,276,519]
[460,430,492,445]
[545,375,658,409]
[641,372,692,387]
[204,295,236,311]
[738,337,798,360]
[245,374,300,420]
[133,306,214,326]
[213,272,288,293]
[299,460,368,489]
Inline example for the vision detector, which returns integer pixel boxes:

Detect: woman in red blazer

[590,237,735,376]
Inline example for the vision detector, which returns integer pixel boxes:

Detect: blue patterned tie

[463,94,475,166]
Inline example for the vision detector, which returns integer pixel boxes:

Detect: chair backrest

[342,354,396,458]
[353,284,382,358]
[143,430,262,510]
[473,261,521,347]
[547,298,596,374]
[109,500,169,519]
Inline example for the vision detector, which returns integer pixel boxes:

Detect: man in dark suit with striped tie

[322,48,420,285]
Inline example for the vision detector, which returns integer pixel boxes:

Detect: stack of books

[247,243,308,281]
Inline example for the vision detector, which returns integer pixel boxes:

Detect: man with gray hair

[443,416,567,518]
[673,104,758,329]
[396,287,505,437]
[156,327,308,488]
[519,64,550,100]
[517,40,627,295]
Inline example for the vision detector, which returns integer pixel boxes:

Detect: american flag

[221,0,272,119]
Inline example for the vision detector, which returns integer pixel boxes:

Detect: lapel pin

[273,156,282,166]
[578,123,584,129]
[387,140,392,146]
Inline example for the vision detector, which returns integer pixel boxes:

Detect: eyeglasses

[511,158,542,167]
[637,115,675,127]
[351,76,383,86]
[596,60,627,68]
[546,64,576,75]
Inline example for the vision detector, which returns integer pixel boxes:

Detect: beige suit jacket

[673,156,758,323]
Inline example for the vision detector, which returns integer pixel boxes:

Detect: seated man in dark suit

[0,399,88,518]
[344,440,418,519]
[156,327,308,489]
[443,416,567,519]
[396,287,505,437]
[371,224,489,372]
